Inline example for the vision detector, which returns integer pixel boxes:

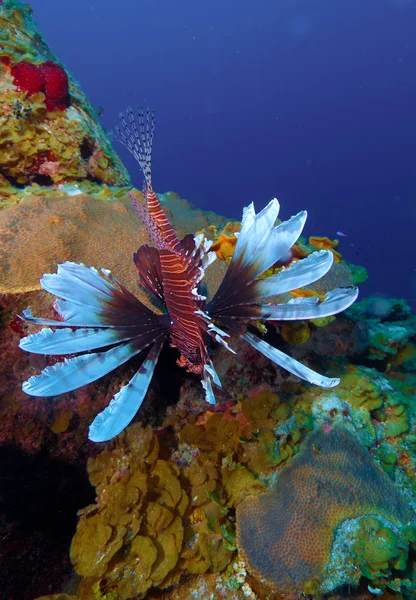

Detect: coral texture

[236,426,415,594]
[0,190,231,295]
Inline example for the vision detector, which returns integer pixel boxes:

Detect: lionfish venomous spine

[19,108,358,442]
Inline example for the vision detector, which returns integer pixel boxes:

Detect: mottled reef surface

[0,2,415,600]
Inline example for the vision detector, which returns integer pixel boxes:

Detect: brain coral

[236,426,415,594]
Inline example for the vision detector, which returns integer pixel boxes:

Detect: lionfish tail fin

[116,106,155,188]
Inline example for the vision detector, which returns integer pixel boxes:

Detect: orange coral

[236,427,414,594]
[289,288,325,299]
[309,236,342,262]
[309,236,338,250]
[211,232,238,261]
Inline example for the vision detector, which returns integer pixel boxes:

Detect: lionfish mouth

[18,108,359,443]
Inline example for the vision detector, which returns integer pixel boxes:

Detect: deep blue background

[29,0,416,309]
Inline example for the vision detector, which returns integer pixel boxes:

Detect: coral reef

[0,4,414,600]
[28,365,416,600]
[67,422,237,599]
[347,296,416,366]
[0,0,129,190]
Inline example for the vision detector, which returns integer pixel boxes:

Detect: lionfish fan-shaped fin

[201,360,222,405]
[234,204,307,279]
[242,331,340,388]
[19,306,102,328]
[133,244,165,305]
[21,332,158,397]
[41,262,116,308]
[180,233,198,256]
[57,261,117,294]
[41,262,159,322]
[19,326,138,355]
[53,300,108,327]
[233,199,280,266]
[116,107,155,187]
[249,209,308,279]
[259,286,359,321]
[206,207,308,318]
[207,323,236,354]
[255,249,334,299]
[88,333,166,442]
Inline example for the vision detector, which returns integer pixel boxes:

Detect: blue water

[29,0,416,309]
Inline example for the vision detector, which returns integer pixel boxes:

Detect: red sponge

[10,61,44,96]
[40,61,69,111]
[11,60,70,111]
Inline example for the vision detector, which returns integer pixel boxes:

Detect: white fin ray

[233,199,280,266]
[19,307,92,328]
[19,326,137,355]
[259,286,359,321]
[231,200,308,279]
[88,334,166,442]
[41,263,115,308]
[207,322,236,354]
[242,331,340,388]
[53,299,105,326]
[201,359,222,405]
[250,210,307,278]
[58,261,117,294]
[22,341,146,397]
[255,250,334,298]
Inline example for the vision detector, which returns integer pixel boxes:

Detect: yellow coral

[49,408,73,433]
[337,367,382,411]
[310,315,335,327]
[289,288,325,299]
[281,321,311,344]
[67,390,324,599]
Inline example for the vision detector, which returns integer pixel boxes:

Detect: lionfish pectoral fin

[133,244,165,306]
[242,330,340,388]
[258,286,359,320]
[88,333,166,442]
[19,326,137,355]
[22,341,145,397]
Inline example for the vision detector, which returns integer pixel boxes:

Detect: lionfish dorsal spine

[117,107,183,255]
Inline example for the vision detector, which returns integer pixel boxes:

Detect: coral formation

[12,60,70,111]
[347,297,416,366]
[309,235,342,261]
[0,190,231,295]
[236,426,415,594]
[68,421,237,599]
[1,5,415,600]
[0,1,128,189]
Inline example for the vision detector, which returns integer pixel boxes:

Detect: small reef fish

[336,231,347,237]
[18,108,358,443]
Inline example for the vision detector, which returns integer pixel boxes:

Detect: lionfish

[19,108,358,442]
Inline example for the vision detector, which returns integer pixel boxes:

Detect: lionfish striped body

[19,108,359,443]
[118,109,210,375]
